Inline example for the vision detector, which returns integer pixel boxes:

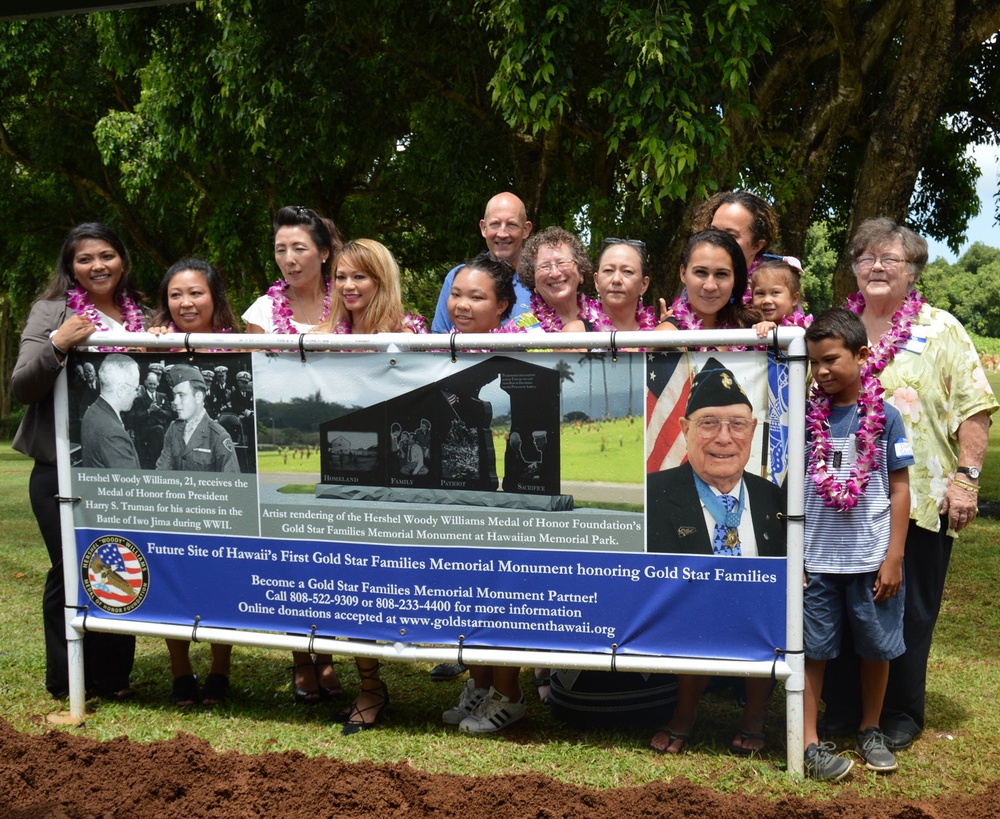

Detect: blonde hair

[315,239,404,333]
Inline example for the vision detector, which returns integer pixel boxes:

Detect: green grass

[980,372,1000,502]
[1,441,999,800]
[260,416,645,486]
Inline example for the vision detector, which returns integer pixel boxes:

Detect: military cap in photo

[685,357,752,416]
[168,364,207,390]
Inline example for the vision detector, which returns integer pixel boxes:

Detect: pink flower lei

[529,292,594,332]
[325,311,427,335]
[66,285,145,352]
[267,276,332,334]
[588,301,658,332]
[846,288,926,375]
[807,368,886,511]
[780,311,812,328]
[806,288,924,511]
[669,291,745,351]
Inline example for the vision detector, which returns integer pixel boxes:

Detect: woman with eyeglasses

[819,217,997,754]
[12,222,146,702]
[512,226,595,331]
[563,239,656,332]
[243,206,342,334]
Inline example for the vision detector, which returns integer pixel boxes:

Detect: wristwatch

[957,466,981,480]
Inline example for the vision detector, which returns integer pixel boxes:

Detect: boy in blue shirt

[802,309,914,781]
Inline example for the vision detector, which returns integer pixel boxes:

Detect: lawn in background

[2,440,999,799]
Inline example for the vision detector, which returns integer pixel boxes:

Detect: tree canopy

[2,0,1000,422]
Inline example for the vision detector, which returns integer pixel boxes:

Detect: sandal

[650,728,689,755]
[314,660,345,699]
[729,729,766,756]
[533,675,552,706]
[290,663,323,705]
[200,673,229,707]
[342,663,389,736]
[171,674,199,707]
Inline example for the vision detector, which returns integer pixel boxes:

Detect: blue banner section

[75,528,786,660]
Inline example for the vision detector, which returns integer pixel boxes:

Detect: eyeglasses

[689,416,755,440]
[536,259,577,274]
[856,255,906,271]
[602,237,647,254]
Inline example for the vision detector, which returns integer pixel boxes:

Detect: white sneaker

[442,679,488,725]
[458,686,526,734]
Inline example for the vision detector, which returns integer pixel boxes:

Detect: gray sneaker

[804,741,854,782]
[430,662,468,681]
[442,679,488,725]
[856,727,898,772]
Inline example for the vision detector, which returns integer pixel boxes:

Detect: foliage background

[3,0,1000,429]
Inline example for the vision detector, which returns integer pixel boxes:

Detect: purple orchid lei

[806,288,924,511]
[669,291,746,351]
[267,276,332,334]
[588,302,658,332]
[326,311,428,335]
[807,368,886,511]
[528,292,595,332]
[846,288,926,376]
[66,285,144,352]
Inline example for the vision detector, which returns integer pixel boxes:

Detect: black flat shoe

[314,660,345,699]
[201,673,229,707]
[290,663,322,705]
[171,674,199,707]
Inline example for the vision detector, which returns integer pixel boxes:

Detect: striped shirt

[804,400,913,573]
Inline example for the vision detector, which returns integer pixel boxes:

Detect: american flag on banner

[645,352,692,473]
[90,542,142,606]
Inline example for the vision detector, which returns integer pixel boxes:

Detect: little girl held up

[752,257,810,336]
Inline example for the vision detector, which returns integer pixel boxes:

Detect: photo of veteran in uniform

[155,364,240,473]
[645,357,784,556]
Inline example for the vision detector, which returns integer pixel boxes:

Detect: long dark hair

[151,258,238,332]
[680,229,760,328]
[40,222,142,304]
[691,190,780,253]
[272,205,343,277]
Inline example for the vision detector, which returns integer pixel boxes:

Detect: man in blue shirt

[431,192,534,332]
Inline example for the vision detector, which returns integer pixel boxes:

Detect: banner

[66,348,789,662]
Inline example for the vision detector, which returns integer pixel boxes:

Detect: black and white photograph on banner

[70,351,257,474]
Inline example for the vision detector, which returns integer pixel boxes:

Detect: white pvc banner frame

[55,327,807,774]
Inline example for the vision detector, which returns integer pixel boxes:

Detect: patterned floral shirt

[878,302,998,536]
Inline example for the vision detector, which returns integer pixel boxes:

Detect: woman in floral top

[823,217,998,752]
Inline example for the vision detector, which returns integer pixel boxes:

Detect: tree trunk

[835,0,958,301]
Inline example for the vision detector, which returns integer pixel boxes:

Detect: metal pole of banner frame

[54,369,89,723]
[69,328,807,774]
[69,615,792,680]
[82,328,777,353]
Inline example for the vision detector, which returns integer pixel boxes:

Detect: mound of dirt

[1,720,998,818]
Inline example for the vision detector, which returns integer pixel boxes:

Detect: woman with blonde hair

[313,239,423,733]
[314,239,425,335]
